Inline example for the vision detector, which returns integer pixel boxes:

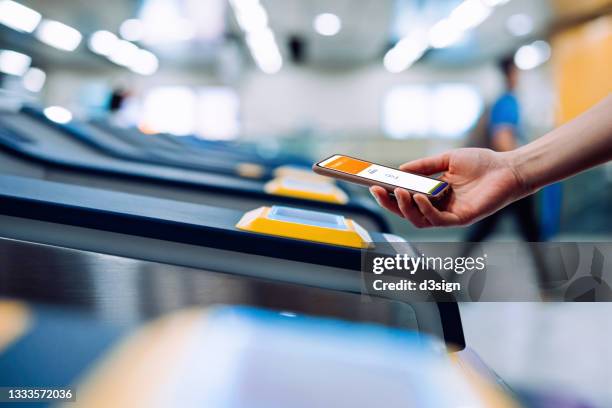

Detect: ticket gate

[20,106,278,180]
[0,174,459,346]
[90,118,313,169]
[23,105,333,183]
[0,109,389,232]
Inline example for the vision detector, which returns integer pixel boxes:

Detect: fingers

[394,189,431,228]
[370,186,461,228]
[369,186,403,218]
[399,153,450,176]
[412,194,461,227]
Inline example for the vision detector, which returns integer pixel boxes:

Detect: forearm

[511,95,612,194]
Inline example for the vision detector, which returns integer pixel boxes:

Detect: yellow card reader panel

[236,162,265,179]
[236,206,373,249]
[264,177,348,204]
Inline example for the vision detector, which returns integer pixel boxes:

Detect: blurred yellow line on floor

[66,309,205,408]
[0,300,31,353]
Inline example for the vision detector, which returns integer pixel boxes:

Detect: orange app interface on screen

[319,155,444,194]
[320,156,371,175]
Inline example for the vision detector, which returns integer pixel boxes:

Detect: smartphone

[313,154,449,199]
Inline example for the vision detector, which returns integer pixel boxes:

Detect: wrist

[504,148,538,197]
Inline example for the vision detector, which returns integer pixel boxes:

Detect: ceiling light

[246,28,282,74]
[0,49,31,76]
[108,39,139,66]
[506,13,533,37]
[35,19,82,51]
[88,30,119,56]
[103,37,159,75]
[235,1,268,33]
[138,0,196,44]
[383,51,407,74]
[22,67,46,92]
[313,13,342,36]
[514,40,551,70]
[229,0,282,74]
[0,0,41,33]
[384,38,428,73]
[119,18,144,41]
[43,106,72,124]
[128,49,159,75]
[482,0,510,6]
[429,19,463,48]
[449,0,492,31]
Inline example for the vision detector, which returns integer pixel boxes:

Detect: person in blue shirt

[462,55,541,243]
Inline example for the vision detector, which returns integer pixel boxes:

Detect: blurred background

[0,0,610,241]
[1,0,611,406]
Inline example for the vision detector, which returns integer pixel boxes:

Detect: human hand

[370,148,527,228]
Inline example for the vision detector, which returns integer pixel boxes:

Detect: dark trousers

[462,195,550,286]
[467,195,540,242]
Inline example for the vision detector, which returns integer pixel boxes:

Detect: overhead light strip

[0,0,41,33]
[88,30,159,76]
[384,0,508,73]
[229,0,283,74]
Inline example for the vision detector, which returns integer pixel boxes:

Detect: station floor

[462,302,612,407]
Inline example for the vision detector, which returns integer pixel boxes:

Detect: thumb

[399,152,450,175]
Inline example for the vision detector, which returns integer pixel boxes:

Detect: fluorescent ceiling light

[313,13,342,36]
[119,19,144,41]
[108,40,139,66]
[482,0,510,6]
[0,49,31,76]
[384,37,428,73]
[22,67,46,92]
[514,40,551,70]
[35,19,82,51]
[138,0,196,44]
[0,0,41,33]
[449,0,492,31]
[429,19,463,48]
[383,50,407,74]
[246,28,282,74]
[229,0,282,74]
[105,37,159,75]
[506,13,533,37]
[128,49,159,75]
[427,0,493,50]
[88,30,119,56]
[44,106,72,124]
[234,1,268,33]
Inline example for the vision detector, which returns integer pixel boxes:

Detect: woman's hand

[370,96,612,228]
[370,148,527,228]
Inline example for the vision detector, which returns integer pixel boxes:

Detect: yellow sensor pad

[236,162,265,179]
[236,206,373,249]
[264,177,348,204]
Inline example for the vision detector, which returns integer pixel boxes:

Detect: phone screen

[318,155,447,195]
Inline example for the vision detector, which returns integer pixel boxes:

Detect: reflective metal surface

[0,238,418,329]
